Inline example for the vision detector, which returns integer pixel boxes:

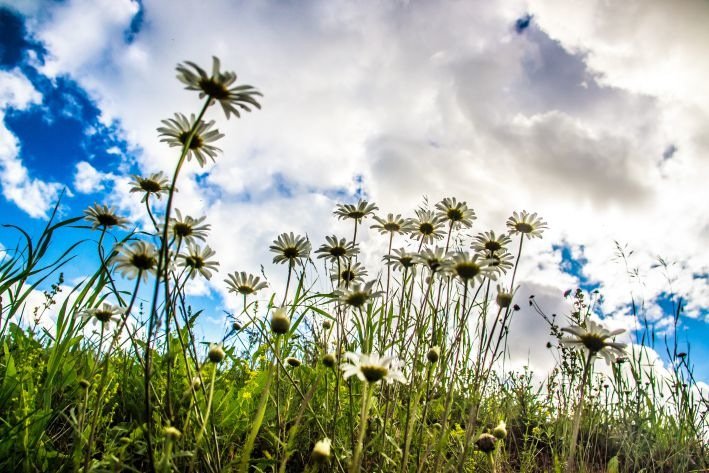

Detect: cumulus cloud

[14,0,709,377]
[0,68,63,218]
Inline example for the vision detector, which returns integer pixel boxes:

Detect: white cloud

[0,69,63,218]
[73,160,112,193]
[19,0,709,378]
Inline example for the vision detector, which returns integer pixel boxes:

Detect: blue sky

[1,0,708,384]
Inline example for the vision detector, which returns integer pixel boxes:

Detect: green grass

[0,57,706,473]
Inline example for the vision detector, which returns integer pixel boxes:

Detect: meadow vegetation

[0,57,706,472]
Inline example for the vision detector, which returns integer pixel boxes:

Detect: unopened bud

[270,307,290,335]
[208,344,225,363]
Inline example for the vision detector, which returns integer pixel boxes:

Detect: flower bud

[322,319,332,330]
[311,438,332,462]
[322,353,336,368]
[496,290,513,309]
[475,433,497,453]
[79,379,91,390]
[492,420,507,440]
[232,321,242,331]
[164,426,182,440]
[286,357,301,367]
[270,307,290,334]
[426,346,440,363]
[208,344,225,363]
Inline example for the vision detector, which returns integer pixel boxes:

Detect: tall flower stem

[351,383,373,473]
[144,97,211,473]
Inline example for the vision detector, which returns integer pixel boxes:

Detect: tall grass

[0,57,706,473]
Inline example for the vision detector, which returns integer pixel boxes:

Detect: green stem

[351,383,373,473]
[144,98,211,473]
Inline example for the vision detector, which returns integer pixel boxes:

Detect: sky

[0,0,708,384]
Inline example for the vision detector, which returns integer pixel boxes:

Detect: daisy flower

[167,209,210,244]
[414,247,449,273]
[157,113,224,167]
[560,319,627,364]
[224,271,268,296]
[506,210,548,239]
[333,200,378,222]
[435,197,476,229]
[82,303,124,327]
[334,280,382,308]
[176,56,262,119]
[315,235,359,263]
[443,251,494,284]
[112,240,158,282]
[84,203,130,230]
[341,352,406,384]
[269,232,311,265]
[486,250,514,274]
[178,243,219,279]
[370,213,413,235]
[472,230,512,254]
[407,209,445,244]
[129,172,171,203]
[383,248,417,272]
[330,261,368,285]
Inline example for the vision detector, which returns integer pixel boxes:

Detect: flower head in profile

[435,197,476,229]
[178,243,219,279]
[407,209,445,244]
[443,251,494,284]
[112,241,158,282]
[129,172,171,203]
[315,235,358,263]
[560,319,627,364]
[383,248,417,272]
[341,352,406,384]
[176,56,262,119]
[415,247,449,274]
[158,113,224,167]
[224,271,268,296]
[371,213,413,235]
[334,200,378,222]
[507,211,548,239]
[270,232,311,265]
[84,203,130,230]
[330,261,368,285]
[334,280,382,308]
[82,303,124,328]
[472,230,512,255]
[167,209,210,244]
[486,250,514,275]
